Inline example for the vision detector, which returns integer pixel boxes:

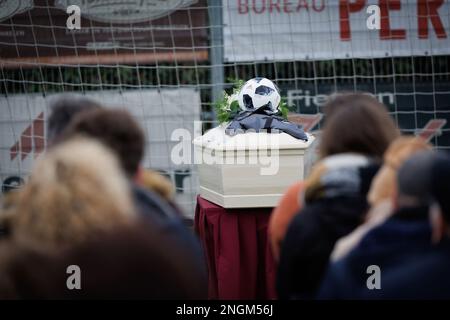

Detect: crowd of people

[270,93,450,299]
[0,92,449,299]
[0,96,206,299]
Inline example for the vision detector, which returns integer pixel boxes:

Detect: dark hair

[47,95,102,143]
[319,92,400,159]
[431,152,450,222]
[2,222,207,299]
[61,109,145,177]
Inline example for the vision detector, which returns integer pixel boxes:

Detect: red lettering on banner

[237,0,447,41]
[418,0,447,39]
[379,0,406,40]
[10,112,45,161]
[312,0,325,12]
[283,0,293,13]
[253,0,266,13]
[33,113,45,157]
[287,113,323,132]
[418,119,447,142]
[269,0,281,12]
[238,0,249,14]
[296,0,309,11]
[238,0,328,14]
[339,0,365,41]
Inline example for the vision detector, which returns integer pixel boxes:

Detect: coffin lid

[192,124,314,151]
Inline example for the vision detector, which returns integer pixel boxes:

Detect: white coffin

[193,125,315,208]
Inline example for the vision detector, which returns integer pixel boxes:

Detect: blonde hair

[3,137,135,247]
[139,169,174,201]
[368,136,432,206]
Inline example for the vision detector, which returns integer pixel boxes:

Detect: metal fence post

[208,0,224,125]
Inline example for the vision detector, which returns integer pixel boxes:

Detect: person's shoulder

[317,254,361,299]
[417,239,450,270]
[131,183,178,222]
[282,205,326,253]
[287,204,320,231]
[343,215,430,272]
[270,182,305,227]
[285,182,304,198]
[360,208,430,247]
[277,182,304,210]
[364,244,450,299]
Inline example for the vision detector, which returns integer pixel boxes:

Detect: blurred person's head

[47,95,102,144]
[319,92,399,160]
[395,150,437,210]
[368,136,432,207]
[1,223,207,299]
[422,152,450,243]
[138,169,174,201]
[61,109,145,179]
[1,138,135,248]
[431,153,450,221]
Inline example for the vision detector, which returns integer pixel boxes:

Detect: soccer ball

[238,77,281,114]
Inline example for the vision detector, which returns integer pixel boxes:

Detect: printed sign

[0,0,207,67]
[224,0,450,61]
[284,81,450,147]
[0,88,201,200]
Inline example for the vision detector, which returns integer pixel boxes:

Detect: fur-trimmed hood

[302,153,380,204]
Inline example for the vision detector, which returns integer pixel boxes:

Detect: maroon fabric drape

[194,195,276,300]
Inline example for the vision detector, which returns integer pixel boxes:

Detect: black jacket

[277,155,379,299]
[132,184,179,223]
[131,184,206,281]
[317,206,439,299]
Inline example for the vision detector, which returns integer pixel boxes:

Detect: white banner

[0,89,200,179]
[0,89,201,216]
[224,0,450,62]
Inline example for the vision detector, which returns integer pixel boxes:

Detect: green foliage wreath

[214,78,292,124]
